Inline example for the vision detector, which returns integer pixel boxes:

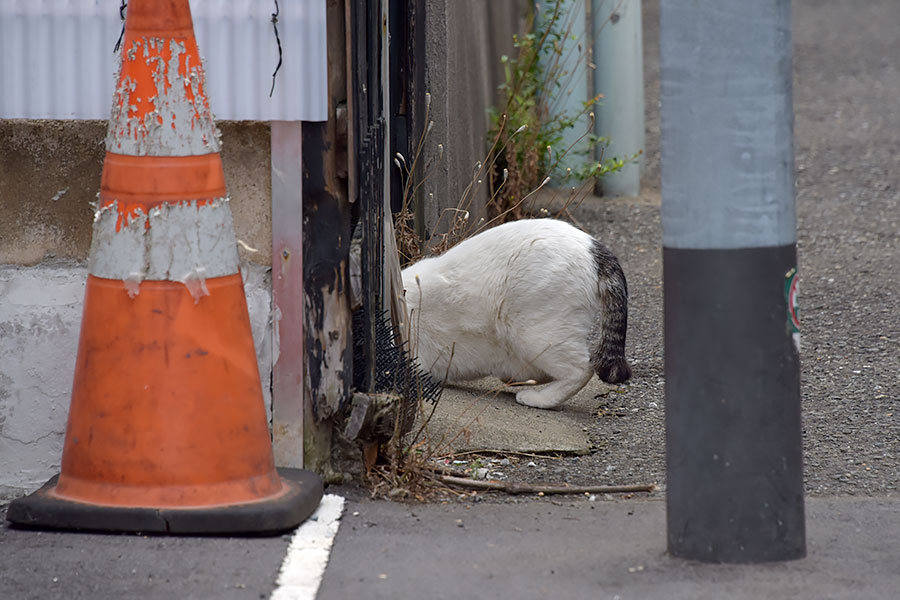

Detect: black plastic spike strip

[353,308,442,405]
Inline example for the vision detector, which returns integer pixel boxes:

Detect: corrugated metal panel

[0,0,327,121]
[193,0,327,121]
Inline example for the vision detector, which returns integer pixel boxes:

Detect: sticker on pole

[785,267,800,353]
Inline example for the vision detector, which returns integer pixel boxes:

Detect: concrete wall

[0,120,274,501]
[421,0,527,237]
[0,120,273,266]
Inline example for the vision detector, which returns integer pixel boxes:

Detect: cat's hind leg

[514,365,592,409]
[507,329,594,409]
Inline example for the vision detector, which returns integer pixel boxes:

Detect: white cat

[401,218,630,409]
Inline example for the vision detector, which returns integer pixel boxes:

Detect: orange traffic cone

[7,0,321,534]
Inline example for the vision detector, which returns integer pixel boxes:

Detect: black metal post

[661,0,806,562]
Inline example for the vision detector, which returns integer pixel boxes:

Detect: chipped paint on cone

[89,199,239,301]
[92,4,233,301]
[106,37,220,157]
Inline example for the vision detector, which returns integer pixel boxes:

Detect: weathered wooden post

[661,0,806,562]
[300,0,353,477]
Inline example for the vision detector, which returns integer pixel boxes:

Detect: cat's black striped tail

[588,239,632,384]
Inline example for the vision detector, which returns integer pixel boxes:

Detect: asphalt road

[2,1,898,599]
[317,496,900,600]
[0,504,290,600]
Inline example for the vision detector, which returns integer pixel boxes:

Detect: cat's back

[401,219,594,291]
[471,218,595,277]
[429,218,592,267]
[471,217,590,247]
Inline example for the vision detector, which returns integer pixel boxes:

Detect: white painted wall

[0,262,273,502]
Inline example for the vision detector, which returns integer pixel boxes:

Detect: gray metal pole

[660,0,805,563]
[593,0,644,196]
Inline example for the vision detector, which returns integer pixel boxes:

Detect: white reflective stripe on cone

[89,199,240,296]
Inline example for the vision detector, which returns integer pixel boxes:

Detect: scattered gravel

[456,0,900,500]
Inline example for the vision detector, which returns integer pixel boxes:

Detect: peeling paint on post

[302,120,352,475]
[292,0,353,478]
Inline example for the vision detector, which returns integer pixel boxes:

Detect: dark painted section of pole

[664,246,805,562]
[660,0,806,563]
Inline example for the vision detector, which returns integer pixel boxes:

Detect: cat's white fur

[401,218,629,409]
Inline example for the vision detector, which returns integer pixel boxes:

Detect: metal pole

[537,0,590,184]
[592,0,644,196]
[271,120,305,468]
[661,0,805,562]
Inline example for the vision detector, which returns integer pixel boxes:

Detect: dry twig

[435,474,655,496]
[427,463,654,496]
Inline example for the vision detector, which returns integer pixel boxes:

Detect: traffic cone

[7,0,322,534]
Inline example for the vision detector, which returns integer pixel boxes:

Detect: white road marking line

[270,494,346,600]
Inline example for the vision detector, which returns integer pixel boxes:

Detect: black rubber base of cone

[5,468,324,536]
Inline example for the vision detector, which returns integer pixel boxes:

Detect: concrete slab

[422,376,617,455]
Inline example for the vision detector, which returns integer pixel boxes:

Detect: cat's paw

[515,389,562,410]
